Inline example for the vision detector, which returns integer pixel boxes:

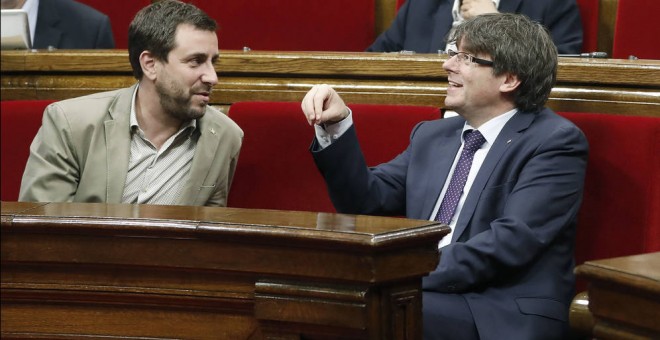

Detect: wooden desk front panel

[2,50,659,117]
[575,252,660,339]
[1,202,448,339]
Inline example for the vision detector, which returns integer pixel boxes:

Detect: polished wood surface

[1,201,449,339]
[574,252,660,339]
[2,49,659,116]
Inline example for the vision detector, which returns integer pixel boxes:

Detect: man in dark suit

[368,0,583,54]
[301,13,588,339]
[1,0,114,49]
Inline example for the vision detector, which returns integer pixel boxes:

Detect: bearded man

[19,0,243,207]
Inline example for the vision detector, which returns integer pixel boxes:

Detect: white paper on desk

[1,9,31,50]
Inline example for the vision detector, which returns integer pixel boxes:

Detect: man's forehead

[173,23,217,41]
[171,24,218,55]
[456,39,489,57]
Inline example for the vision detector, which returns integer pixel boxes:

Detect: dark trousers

[423,292,480,340]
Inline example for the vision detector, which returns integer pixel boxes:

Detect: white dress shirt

[121,85,198,205]
[430,108,516,248]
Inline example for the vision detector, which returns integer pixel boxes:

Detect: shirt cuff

[314,108,353,149]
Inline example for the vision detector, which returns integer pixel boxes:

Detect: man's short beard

[156,83,206,121]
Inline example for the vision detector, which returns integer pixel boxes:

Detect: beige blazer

[19,84,243,206]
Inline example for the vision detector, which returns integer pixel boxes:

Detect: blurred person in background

[1,0,114,49]
[368,0,583,54]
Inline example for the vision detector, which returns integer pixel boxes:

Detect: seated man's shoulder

[527,108,588,146]
[50,0,109,20]
[413,115,464,136]
[534,108,582,131]
[47,87,131,122]
[56,87,125,107]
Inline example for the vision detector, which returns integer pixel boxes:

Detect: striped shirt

[121,87,198,205]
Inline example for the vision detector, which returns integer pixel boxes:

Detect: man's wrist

[324,106,350,125]
[314,108,353,149]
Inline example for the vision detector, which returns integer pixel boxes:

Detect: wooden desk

[575,252,660,339]
[2,49,659,116]
[1,201,449,339]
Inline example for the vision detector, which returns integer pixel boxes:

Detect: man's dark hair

[449,13,558,112]
[128,0,217,80]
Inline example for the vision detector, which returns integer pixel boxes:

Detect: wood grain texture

[574,253,660,339]
[2,49,658,116]
[1,201,449,339]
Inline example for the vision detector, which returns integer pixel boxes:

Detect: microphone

[559,52,608,58]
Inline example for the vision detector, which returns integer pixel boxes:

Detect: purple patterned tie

[435,130,486,224]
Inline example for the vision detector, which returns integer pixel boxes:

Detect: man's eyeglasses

[444,49,494,67]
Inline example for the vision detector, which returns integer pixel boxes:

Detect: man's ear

[500,73,521,94]
[139,51,157,81]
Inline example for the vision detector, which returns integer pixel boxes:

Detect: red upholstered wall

[227,101,331,212]
[559,112,660,267]
[612,0,660,59]
[226,101,441,212]
[78,0,375,52]
[195,0,375,51]
[0,100,55,201]
[576,0,599,53]
[78,0,604,53]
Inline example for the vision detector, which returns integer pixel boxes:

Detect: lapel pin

[506,139,512,144]
[210,128,216,135]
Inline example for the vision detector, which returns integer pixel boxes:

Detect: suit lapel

[451,111,535,242]
[418,122,463,219]
[105,85,136,203]
[178,114,221,205]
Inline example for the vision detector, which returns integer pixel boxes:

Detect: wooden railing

[1,201,449,339]
[2,49,659,117]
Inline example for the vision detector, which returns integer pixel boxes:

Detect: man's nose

[443,56,458,72]
[201,61,218,85]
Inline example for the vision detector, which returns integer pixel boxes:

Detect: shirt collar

[462,107,517,147]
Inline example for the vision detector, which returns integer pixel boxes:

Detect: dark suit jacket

[312,108,588,339]
[33,0,115,49]
[368,0,583,54]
